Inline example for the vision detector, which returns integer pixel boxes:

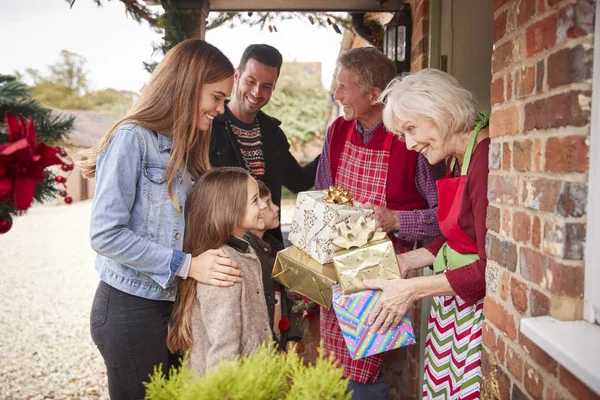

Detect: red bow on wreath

[0,112,64,210]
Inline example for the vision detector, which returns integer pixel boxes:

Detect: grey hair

[338,47,397,92]
[380,68,479,138]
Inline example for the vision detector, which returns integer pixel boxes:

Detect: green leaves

[144,344,350,400]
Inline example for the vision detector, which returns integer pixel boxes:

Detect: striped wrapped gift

[332,284,416,360]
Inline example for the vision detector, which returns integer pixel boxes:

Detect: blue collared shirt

[90,124,188,301]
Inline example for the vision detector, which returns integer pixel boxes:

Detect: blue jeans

[90,281,180,400]
[348,373,389,399]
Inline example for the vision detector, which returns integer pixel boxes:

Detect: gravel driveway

[0,201,109,399]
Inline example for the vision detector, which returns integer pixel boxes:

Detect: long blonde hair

[79,39,234,210]
[167,167,251,353]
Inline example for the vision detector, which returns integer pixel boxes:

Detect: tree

[27,50,92,109]
[263,62,329,147]
[25,50,136,112]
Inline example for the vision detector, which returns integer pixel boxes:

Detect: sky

[0,0,344,93]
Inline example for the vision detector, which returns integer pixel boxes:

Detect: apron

[335,128,414,254]
[321,126,400,383]
[422,112,489,400]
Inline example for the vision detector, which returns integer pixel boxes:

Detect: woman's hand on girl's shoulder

[189,249,242,287]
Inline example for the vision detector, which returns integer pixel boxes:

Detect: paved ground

[0,199,297,399]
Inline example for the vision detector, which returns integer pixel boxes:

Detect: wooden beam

[144,0,404,12]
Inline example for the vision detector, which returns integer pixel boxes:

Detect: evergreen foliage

[0,75,74,219]
[144,345,350,400]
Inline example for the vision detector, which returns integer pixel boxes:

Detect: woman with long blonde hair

[168,167,272,376]
[84,40,241,399]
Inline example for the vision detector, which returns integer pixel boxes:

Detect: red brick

[513,211,531,243]
[517,0,536,27]
[519,331,558,375]
[500,270,510,301]
[530,288,550,316]
[537,0,545,13]
[545,136,589,173]
[507,72,514,101]
[519,247,546,286]
[516,65,536,98]
[524,91,591,132]
[482,320,497,351]
[494,11,508,44]
[543,220,587,260]
[495,0,510,12]
[524,362,544,400]
[501,209,511,237]
[489,174,519,206]
[497,364,512,399]
[548,45,593,89]
[492,37,521,74]
[532,139,542,172]
[536,60,544,94]
[560,181,588,218]
[497,336,506,364]
[513,140,532,172]
[491,77,504,106]
[483,297,518,340]
[526,14,557,56]
[557,1,595,42]
[511,277,529,314]
[487,205,501,233]
[532,216,541,248]
[502,142,512,171]
[506,346,524,381]
[521,178,564,213]
[488,233,518,272]
[559,366,600,400]
[547,257,585,298]
[491,106,520,137]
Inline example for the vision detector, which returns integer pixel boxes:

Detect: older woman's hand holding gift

[363,247,453,334]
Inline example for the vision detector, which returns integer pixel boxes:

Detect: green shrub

[144,345,350,400]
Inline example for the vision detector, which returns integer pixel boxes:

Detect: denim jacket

[90,124,187,301]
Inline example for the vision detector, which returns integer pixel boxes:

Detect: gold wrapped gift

[332,236,401,295]
[272,245,338,309]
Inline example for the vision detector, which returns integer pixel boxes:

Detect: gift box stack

[272,187,416,360]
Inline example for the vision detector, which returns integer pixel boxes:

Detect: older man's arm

[395,155,446,241]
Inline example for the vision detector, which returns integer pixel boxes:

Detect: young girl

[81,40,242,399]
[168,167,273,376]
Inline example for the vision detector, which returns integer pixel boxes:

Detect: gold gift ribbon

[322,186,354,206]
[332,216,387,250]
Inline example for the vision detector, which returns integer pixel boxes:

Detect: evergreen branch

[0,80,32,104]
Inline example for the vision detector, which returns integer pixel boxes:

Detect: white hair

[380,68,479,139]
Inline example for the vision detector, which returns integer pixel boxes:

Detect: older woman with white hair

[363,68,490,400]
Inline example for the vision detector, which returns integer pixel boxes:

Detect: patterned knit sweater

[225,107,266,178]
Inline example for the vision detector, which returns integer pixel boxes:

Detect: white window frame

[520,4,600,395]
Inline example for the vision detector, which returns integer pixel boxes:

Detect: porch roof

[143,0,404,12]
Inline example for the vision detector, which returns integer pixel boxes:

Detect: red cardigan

[424,138,490,305]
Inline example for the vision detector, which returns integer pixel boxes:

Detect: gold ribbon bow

[332,216,387,250]
[322,186,354,206]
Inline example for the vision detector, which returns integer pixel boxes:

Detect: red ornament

[0,215,13,234]
[0,113,64,210]
[59,191,67,197]
[64,196,73,204]
[278,317,291,332]
[55,176,66,183]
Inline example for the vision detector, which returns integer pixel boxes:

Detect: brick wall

[484,0,598,399]
[382,1,430,399]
